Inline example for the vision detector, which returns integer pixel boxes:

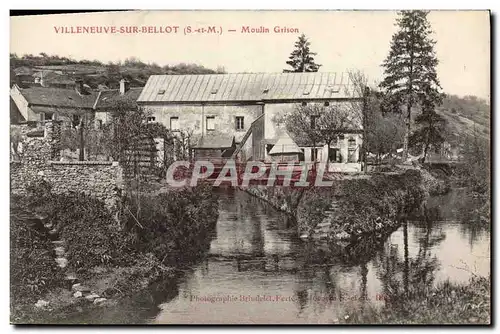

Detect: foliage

[23,187,136,277]
[364,93,406,161]
[342,275,490,324]
[380,10,443,160]
[123,184,219,266]
[10,53,224,88]
[277,102,357,148]
[455,127,490,194]
[10,200,63,307]
[409,104,446,162]
[440,94,490,128]
[297,170,425,236]
[98,97,174,177]
[283,34,321,72]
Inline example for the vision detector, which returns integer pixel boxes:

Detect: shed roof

[268,132,302,155]
[137,72,358,103]
[193,134,235,149]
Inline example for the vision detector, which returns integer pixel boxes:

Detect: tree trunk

[402,118,410,162]
[422,142,430,164]
[79,119,85,161]
[325,141,331,172]
[362,87,369,172]
[403,31,415,162]
[403,220,410,296]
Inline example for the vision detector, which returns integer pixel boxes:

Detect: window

[96,119,103,129]
[348,137,356,148]
[324,101,330,107]
[301,102,307,106]
[311,148,319,162]
[147,116,156,123]
[170,116,179,131]
[310,115,319,129]
[72,115,81,128]
[235,116,244,131]
[206,116,215,131]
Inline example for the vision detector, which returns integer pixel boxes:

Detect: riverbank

[10,182,219,324]
[246,169,426,242]
[340,275,491,324]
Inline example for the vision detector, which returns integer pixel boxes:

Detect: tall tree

[379,10,442,161]
[284,34,322,73]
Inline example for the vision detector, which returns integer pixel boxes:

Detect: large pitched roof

[18,86,98,109]
[137,72,358,103]
[13,85,145,112]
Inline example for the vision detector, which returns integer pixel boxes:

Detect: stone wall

[10,122,124,212]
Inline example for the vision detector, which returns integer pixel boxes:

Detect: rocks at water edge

[93,297,107,305]
[72,283,91,293]
[34,299,49,309]
[85,293,100,302]
[333,231,351,240]
[54,246,65,257]
[55,257,68,268]
[73,291,83,298]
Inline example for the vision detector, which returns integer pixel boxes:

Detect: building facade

[137,72,364,170]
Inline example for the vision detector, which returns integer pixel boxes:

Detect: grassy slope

[342,276,491,325]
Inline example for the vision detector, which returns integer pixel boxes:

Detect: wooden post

[78,116,85,161]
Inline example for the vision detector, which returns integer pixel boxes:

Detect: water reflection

[59,188,491,324]
[151,189,489,324]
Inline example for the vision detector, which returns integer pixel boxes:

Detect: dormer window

[263,88,269,94]
[158,89,165,95]
[210,89,218,94]
[303,91,310,95]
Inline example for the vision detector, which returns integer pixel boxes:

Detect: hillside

[437,94,490,143]
[10,53,224,89]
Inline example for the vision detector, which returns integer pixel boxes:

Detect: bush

[297,170,426,236]
[10,200,63,316]
[22,184,136,277]
[124,184,219,266]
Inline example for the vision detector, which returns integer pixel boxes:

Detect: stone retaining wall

[10,122,124,212]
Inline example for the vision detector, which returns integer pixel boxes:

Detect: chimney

[119,79,130,95]
[75,79,84,94]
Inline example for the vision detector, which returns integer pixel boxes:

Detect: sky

[10,10,490,99]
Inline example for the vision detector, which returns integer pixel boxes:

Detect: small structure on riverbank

[268,131,302,162]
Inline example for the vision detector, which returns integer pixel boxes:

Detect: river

[63,188,490,324]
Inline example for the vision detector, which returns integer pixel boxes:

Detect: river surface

[65,188,490,324]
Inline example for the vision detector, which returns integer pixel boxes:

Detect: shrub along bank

[341,275,490,324]
[247,169,426,241]
[10,182,219,323]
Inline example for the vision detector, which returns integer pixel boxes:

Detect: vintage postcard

[9,10,491,325]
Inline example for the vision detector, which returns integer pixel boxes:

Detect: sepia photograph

[9,9,491,325]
